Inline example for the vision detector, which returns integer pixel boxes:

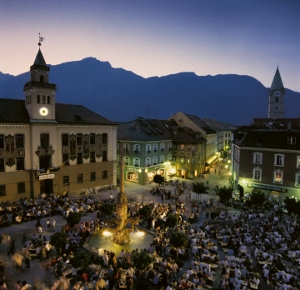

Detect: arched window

[153,157,157,165]
[134,158,140,166]
[37,95,40,104]
[146,158,151,166]
[160,155,164,163]
[42,95,46,104]
[160,143,165,151]
[125,156,130,165]
[47,96,50,104]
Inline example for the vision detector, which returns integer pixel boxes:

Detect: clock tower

[24,36,56,121]
[268,67,285,119]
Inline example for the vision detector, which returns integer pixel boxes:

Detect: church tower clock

[268,67,285,119]
[24,34,57,121]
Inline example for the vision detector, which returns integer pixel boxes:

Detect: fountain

[88,148,148,253]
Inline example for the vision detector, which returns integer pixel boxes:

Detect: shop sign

[39,173,55,180]
[247,183,287,193]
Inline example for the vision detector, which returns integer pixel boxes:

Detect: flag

[48,160,68,172]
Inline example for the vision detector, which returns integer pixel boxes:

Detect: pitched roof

[184,113,216,134]
[270,67,284,94]
[117,118,174,141]
[234,128,300,150]
[0,98,116,125]
[201,118,237,131]
[33,48,47,66]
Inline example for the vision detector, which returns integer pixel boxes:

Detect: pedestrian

[24,248,31,269]
[35,219,42,233]
[51,218,56,232]
[0,281,7,290]
[46,219,51,231]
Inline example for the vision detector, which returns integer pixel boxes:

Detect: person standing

[24,248,31,269]
[35,219,42,233]
[51,218,56,232]
[46,219,51,232]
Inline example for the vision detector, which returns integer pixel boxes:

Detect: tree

[132,251,153,270]
[170,231,188,248]
[284,196,299,217]
[138,205,152,219]
[50,232,67,254]
[71,247,91,269]
[166,214,179,228]
[249,189,267,206]
[192,182,209,202]
[216,186,233,205]
[99,204,116,216]
[153,174,165,186]
[66,212,82,228]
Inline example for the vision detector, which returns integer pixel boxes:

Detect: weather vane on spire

[38,33,45,47]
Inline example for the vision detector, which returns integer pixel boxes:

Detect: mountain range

[0,57,300,125]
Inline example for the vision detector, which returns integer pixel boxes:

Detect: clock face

[274,91,280,97]
[39,107,49,116]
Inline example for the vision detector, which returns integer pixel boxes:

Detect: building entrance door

[40,179,53,195]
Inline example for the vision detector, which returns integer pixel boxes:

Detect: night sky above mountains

[0,0,299,92]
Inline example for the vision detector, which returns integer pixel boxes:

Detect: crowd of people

[0,184,300,290]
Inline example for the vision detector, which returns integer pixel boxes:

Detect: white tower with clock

[268,67,285,119]
[24,36,56,121]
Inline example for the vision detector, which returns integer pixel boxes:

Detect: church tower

[268,67,285,119]
[23,35,57,121]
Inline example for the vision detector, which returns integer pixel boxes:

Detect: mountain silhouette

[0,57,299,125]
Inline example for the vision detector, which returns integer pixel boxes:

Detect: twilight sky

[1,0,299,92]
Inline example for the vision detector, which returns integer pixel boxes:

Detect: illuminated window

[274,154,284,166]
[253,152,262,164]
[180,158,184,163]
[295,173,300,186]
[297,156,300,168]
[274,170,283,184]
[180,144,184,150]
[253,167,262,181]
[287,137,296,145]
